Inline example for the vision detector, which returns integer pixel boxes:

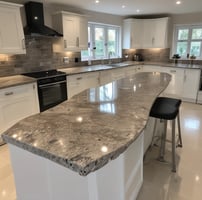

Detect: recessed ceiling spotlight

[176,1,181,5]
[95,0,100,3]
[136,9,140,13]
[122,5,126,8]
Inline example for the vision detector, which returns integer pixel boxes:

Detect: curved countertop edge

[0,75,36,89]
[2,72,171,176]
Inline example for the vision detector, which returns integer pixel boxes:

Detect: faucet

[108,51,112,64]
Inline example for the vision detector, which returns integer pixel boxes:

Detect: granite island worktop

[2,72,171,176]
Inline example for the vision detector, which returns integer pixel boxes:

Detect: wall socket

[63,57,69,64]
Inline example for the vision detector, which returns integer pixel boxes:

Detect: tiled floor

[0,102,202,200]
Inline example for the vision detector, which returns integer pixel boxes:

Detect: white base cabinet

[0,83,39,144]
[0,1,26,54]
[67,72,99,99]
[143,65,201,102]
[8,133,143,200]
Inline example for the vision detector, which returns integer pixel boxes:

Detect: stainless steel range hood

[24,1,63,37]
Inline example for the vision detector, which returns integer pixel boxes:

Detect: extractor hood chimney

[24,1,63,37]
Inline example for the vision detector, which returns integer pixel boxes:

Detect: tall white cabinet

[0,1,26,54]
[52,11,88,52]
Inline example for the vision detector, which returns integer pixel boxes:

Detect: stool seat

[150,97,182,120]
[149,97,182,172]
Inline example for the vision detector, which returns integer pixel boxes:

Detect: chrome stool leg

[172,119,176,172]
[177,113,183,147]
[158,119,167,162]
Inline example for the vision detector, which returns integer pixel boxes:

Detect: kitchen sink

[108,63,130,67]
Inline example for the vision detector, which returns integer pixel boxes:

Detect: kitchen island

[2,72,171,200]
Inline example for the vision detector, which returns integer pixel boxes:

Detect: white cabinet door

[63,15,78,51]
[0,83,39,144]
[52,12,88,52]
[99,70,113,85]
[0,2,25,54]
[153,18,169,48]
[142,18,169,49]
[143,65,184,98]
[162,68,184,98]
[67,72,99,99]
[182,69,201,102]
[111,68,125,80]
[123,19,143,49]
[78,17,88,50]
[142,19,155,48]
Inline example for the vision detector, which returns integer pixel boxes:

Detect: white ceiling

[5,0,202,16]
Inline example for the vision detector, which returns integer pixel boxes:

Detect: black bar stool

[149,97,183,172]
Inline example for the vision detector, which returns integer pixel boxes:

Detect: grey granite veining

[143,62,202,69]
[2,72,171,176]
[58,61,139,75]
[0,75,36,89]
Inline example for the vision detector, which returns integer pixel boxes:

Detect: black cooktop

[23,69,66,79]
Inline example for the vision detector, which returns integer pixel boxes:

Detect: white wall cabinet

[52,11,88,52]
[0,83,40,144]
[67,72,99,99]
[0,1,26,54]
[123,17,169,49]
[123,19,143,49]
[142,18,169,48]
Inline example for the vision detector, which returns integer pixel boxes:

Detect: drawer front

[0,83,35,101]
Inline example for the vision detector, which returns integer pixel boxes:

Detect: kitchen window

[172,24,202,59]
[81,22,121,61]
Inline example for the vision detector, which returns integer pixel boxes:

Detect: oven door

[38,80,67,112]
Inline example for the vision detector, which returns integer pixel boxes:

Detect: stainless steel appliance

[24,70,67,112]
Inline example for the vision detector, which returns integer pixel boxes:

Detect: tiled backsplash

[1,37,202,77]
[0,36,83,77]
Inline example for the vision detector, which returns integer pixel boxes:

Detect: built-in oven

[24,70,67,112]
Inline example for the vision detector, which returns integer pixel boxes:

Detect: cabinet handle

[76,77,82,80]
[33,84,35,89]
[170,70,176,73]
[64,40,67,48]
[22,38,26,49]
[5,91,13,96]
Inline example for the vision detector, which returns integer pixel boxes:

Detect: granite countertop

[0,75,36,89]
[58,61,139,75]
[2,72,171,176]
[143,62,202,69]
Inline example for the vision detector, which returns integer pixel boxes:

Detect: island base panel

[8,133,143,200]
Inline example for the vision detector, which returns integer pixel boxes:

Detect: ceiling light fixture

[122,5,126,8]
[136,9,140,13]
[176,1,181,5]
[95,0,100,3]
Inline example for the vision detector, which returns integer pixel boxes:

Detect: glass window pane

[190,41,201,57]
[95,27,105,58]
[192,28,202,40]
[108,29,116,57]
[178,29,189,40]
[176,41,187,56]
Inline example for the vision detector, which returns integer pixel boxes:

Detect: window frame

[172,24,202,60]
[81,22,121,61]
